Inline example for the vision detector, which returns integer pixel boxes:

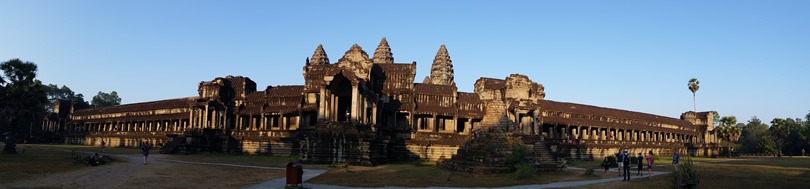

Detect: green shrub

[508,142,533,168]
[514,163,535,179]
[671,156,700,187]
[630,156,638,164]
[653,153,661,161]
[328,162,338,168]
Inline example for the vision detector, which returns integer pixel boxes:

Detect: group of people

[602,149,681,181]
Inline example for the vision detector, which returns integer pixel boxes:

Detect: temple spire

[430,44,454,85]
[372,37,394,64]
[310,44,330,65]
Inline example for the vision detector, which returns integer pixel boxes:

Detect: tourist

[345,111,350,122]
[141,141,151,165]
[622,149,631,181]
[602,157,610,175]
[636,153,644,176]
[802,149,805,156]
[100,140,106,152]
[646,151,654,179]
[616,149,624,176]
[672,150,680,172]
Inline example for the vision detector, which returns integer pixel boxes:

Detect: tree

[757,135,777,154]
[711,111,720,127]
[718,116,740,158]
[91,91,121,107]
[770,118,790,157]
[1,59,48,153]
[45,84,87,112]
[688,78,700,112]
[739,116,769,153]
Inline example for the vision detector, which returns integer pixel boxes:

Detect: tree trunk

[693,93,696,113]
[3,120,19,154]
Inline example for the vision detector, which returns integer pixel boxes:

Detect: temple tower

[310,44,330,65]
[337,44,373,80]
[429,45,455,85]
[372,37,394,64]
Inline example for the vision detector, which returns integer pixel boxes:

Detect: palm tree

[1,59,48,154]
[688,78,700,112]
[718,116,740,158]
[769,118,790,157]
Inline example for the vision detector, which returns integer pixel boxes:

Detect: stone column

[351,85,359,122]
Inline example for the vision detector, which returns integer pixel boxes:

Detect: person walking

[622,149,631,181]
[646,151,654,179]
[672,150,680,172]
[636,153,644,176]
[616,149,624,176]
[100,140,106,152]
[141,141,151,165]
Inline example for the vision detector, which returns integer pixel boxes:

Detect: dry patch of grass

[119,162,284,188]
[570,157,810,189]
[0,145,91,183]
[308,161,604,187]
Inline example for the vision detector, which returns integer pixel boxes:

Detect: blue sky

[2,1,808,124]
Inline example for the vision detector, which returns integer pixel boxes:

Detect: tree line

[712,112,810,157]
[1,59,121,153]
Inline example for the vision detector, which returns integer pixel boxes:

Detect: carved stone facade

[42,38,719,166]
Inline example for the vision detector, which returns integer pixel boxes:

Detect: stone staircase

[534,142,556,164]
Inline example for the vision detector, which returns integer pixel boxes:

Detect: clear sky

[2,1,808,124]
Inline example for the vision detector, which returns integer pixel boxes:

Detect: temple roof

[458,92,484,118]
[429,44,454,85]
[540,100,698,134]
[72,97,194,116]
[310,44,330,65]
[414,83,456,96]
[372,37,393,64]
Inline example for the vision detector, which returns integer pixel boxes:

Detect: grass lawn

[570,157,810,189]
[307,161,610,187]
[0,144,126,183]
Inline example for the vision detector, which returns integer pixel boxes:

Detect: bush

[607,156,618,167]
[514,163,535,179]
[671,156,700,187]
[630,156,638,165]
[653,153,661,161]
[328,162,338,168]
[508,142,533,168]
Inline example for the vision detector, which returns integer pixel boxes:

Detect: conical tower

[310,44,330,65]
[372,37,394,64]
[430,44,454,85]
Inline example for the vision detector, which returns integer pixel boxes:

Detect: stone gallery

[41,38,720,166]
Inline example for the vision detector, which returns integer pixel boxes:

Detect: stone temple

[42,38,720,166]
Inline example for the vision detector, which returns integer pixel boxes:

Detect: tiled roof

[457,92,484,118]
[267,85,304,97]
[540,100,698,134]
[72,97,194,116]
[414,83,456,96]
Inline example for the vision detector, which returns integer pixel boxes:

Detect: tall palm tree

[719,116,739,158]
[769,118,790,157]
[1,59,48,154]
[688,78,700,112]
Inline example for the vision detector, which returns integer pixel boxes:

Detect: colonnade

[544,124,698,144]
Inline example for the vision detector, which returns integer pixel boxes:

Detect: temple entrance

[328,73,354,122]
